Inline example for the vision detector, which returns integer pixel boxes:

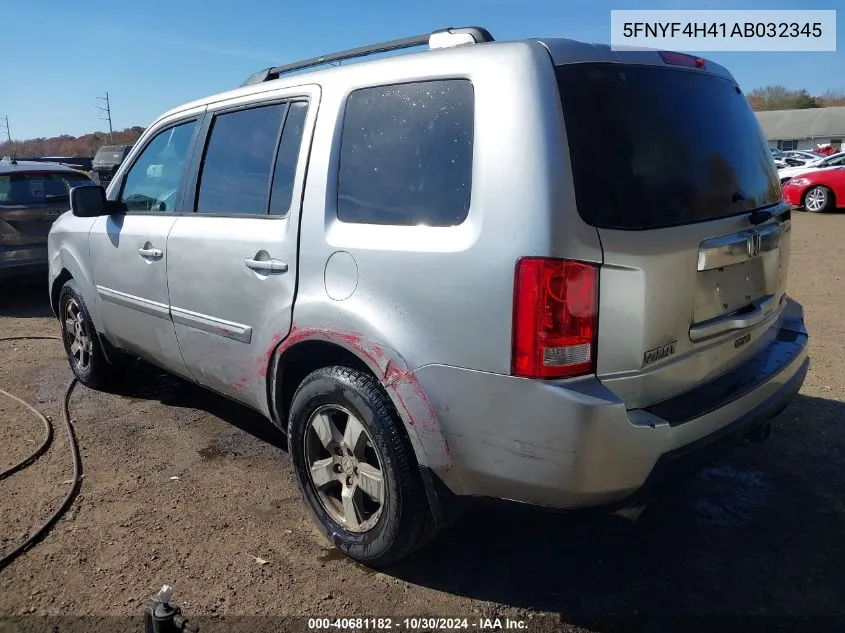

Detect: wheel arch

[268,327,452,473]
[50,243,102,331]
[50,268,73,318]
[270,330,459,530]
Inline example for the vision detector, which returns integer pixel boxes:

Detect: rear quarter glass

[556,63,781,230]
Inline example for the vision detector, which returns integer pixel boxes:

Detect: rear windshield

[557,64,781,230]
[0,171,92,206]
[93,146,127,165]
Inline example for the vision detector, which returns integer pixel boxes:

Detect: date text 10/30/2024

[308,617,529,630]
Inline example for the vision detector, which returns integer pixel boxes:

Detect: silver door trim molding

[170,306,253,344]
[96,285,170,320]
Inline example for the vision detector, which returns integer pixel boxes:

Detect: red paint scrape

[258,332,285,377]
[276,326,405,383]
[272,325,450,458]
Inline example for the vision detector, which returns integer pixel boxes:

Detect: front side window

[337,79,474,226]
[120,121,197,212]
[196,104,286,215]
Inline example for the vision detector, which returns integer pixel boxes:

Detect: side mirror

[70,185,106,217]
[70,185,125,217]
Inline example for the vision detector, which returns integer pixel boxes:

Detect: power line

[96,92,113,143]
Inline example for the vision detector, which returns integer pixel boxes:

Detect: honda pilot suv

[47,28,809,565]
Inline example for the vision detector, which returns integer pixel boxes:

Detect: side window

[195,104,285,215]
[269,101,308,216]
[120,120,197,212]
[337,79,474,227]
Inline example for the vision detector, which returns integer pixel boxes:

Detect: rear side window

[337,79,474,226]
[269,101,308,216]
[557,64,781,230]
[196,104,285,215]
[0,171,92,206]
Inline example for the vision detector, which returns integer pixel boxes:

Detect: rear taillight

[512,258,598,379]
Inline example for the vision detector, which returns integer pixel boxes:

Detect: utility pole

[0,115,10,158]
[97,92,113,143]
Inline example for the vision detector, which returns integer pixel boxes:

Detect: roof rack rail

[240,26,494,87]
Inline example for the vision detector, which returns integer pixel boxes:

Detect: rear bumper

[416,298,808,509]
[618,353,807,508]
[0,245,49,280]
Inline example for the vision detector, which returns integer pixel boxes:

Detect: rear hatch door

[0,170,91,246]
[555,59,790,409]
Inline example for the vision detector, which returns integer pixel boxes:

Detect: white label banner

[610,10,836,51]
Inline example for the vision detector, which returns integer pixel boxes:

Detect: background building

[755,106,845,151]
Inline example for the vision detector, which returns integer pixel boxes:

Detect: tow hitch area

[747,421,773,444]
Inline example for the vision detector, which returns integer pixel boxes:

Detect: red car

[782,167,845,213]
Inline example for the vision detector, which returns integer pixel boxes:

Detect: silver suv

[48,27,809,565]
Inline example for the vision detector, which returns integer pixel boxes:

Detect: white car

[783,150,823,164]
[770,149,806,169]
[778,151,845,184]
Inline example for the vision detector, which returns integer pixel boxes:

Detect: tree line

[0,126,145,159]
[748,87,845,111]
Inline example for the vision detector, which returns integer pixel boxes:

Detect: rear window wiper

[43,194,69,201]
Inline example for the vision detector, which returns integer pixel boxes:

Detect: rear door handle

[138,246,163,259]
[689,295,781,342]
[244,257,288,273]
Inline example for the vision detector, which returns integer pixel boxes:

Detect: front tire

[288,366,434,566]
[804,185,835,213]
[58,279,113,389]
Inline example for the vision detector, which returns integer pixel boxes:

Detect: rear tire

[804,185,835,213]
[288,365,435,566]
[58,280,115,389]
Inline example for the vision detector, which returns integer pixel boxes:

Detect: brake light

[659,51,706,69]
[512,258,598,379]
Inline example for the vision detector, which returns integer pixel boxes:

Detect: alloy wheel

[304,405,384,532]
[805,187,827,212]
[63,298,92,371]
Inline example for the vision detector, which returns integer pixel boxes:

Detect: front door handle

[244,257,288,273]
[138,246,163,259]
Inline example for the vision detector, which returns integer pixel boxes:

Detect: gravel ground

[0,212,844,632]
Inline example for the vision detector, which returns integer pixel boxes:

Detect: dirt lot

[1,212,844,632]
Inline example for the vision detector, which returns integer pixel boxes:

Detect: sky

[2,0,842,140]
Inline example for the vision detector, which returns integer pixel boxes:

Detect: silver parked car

[48,27,809,565]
